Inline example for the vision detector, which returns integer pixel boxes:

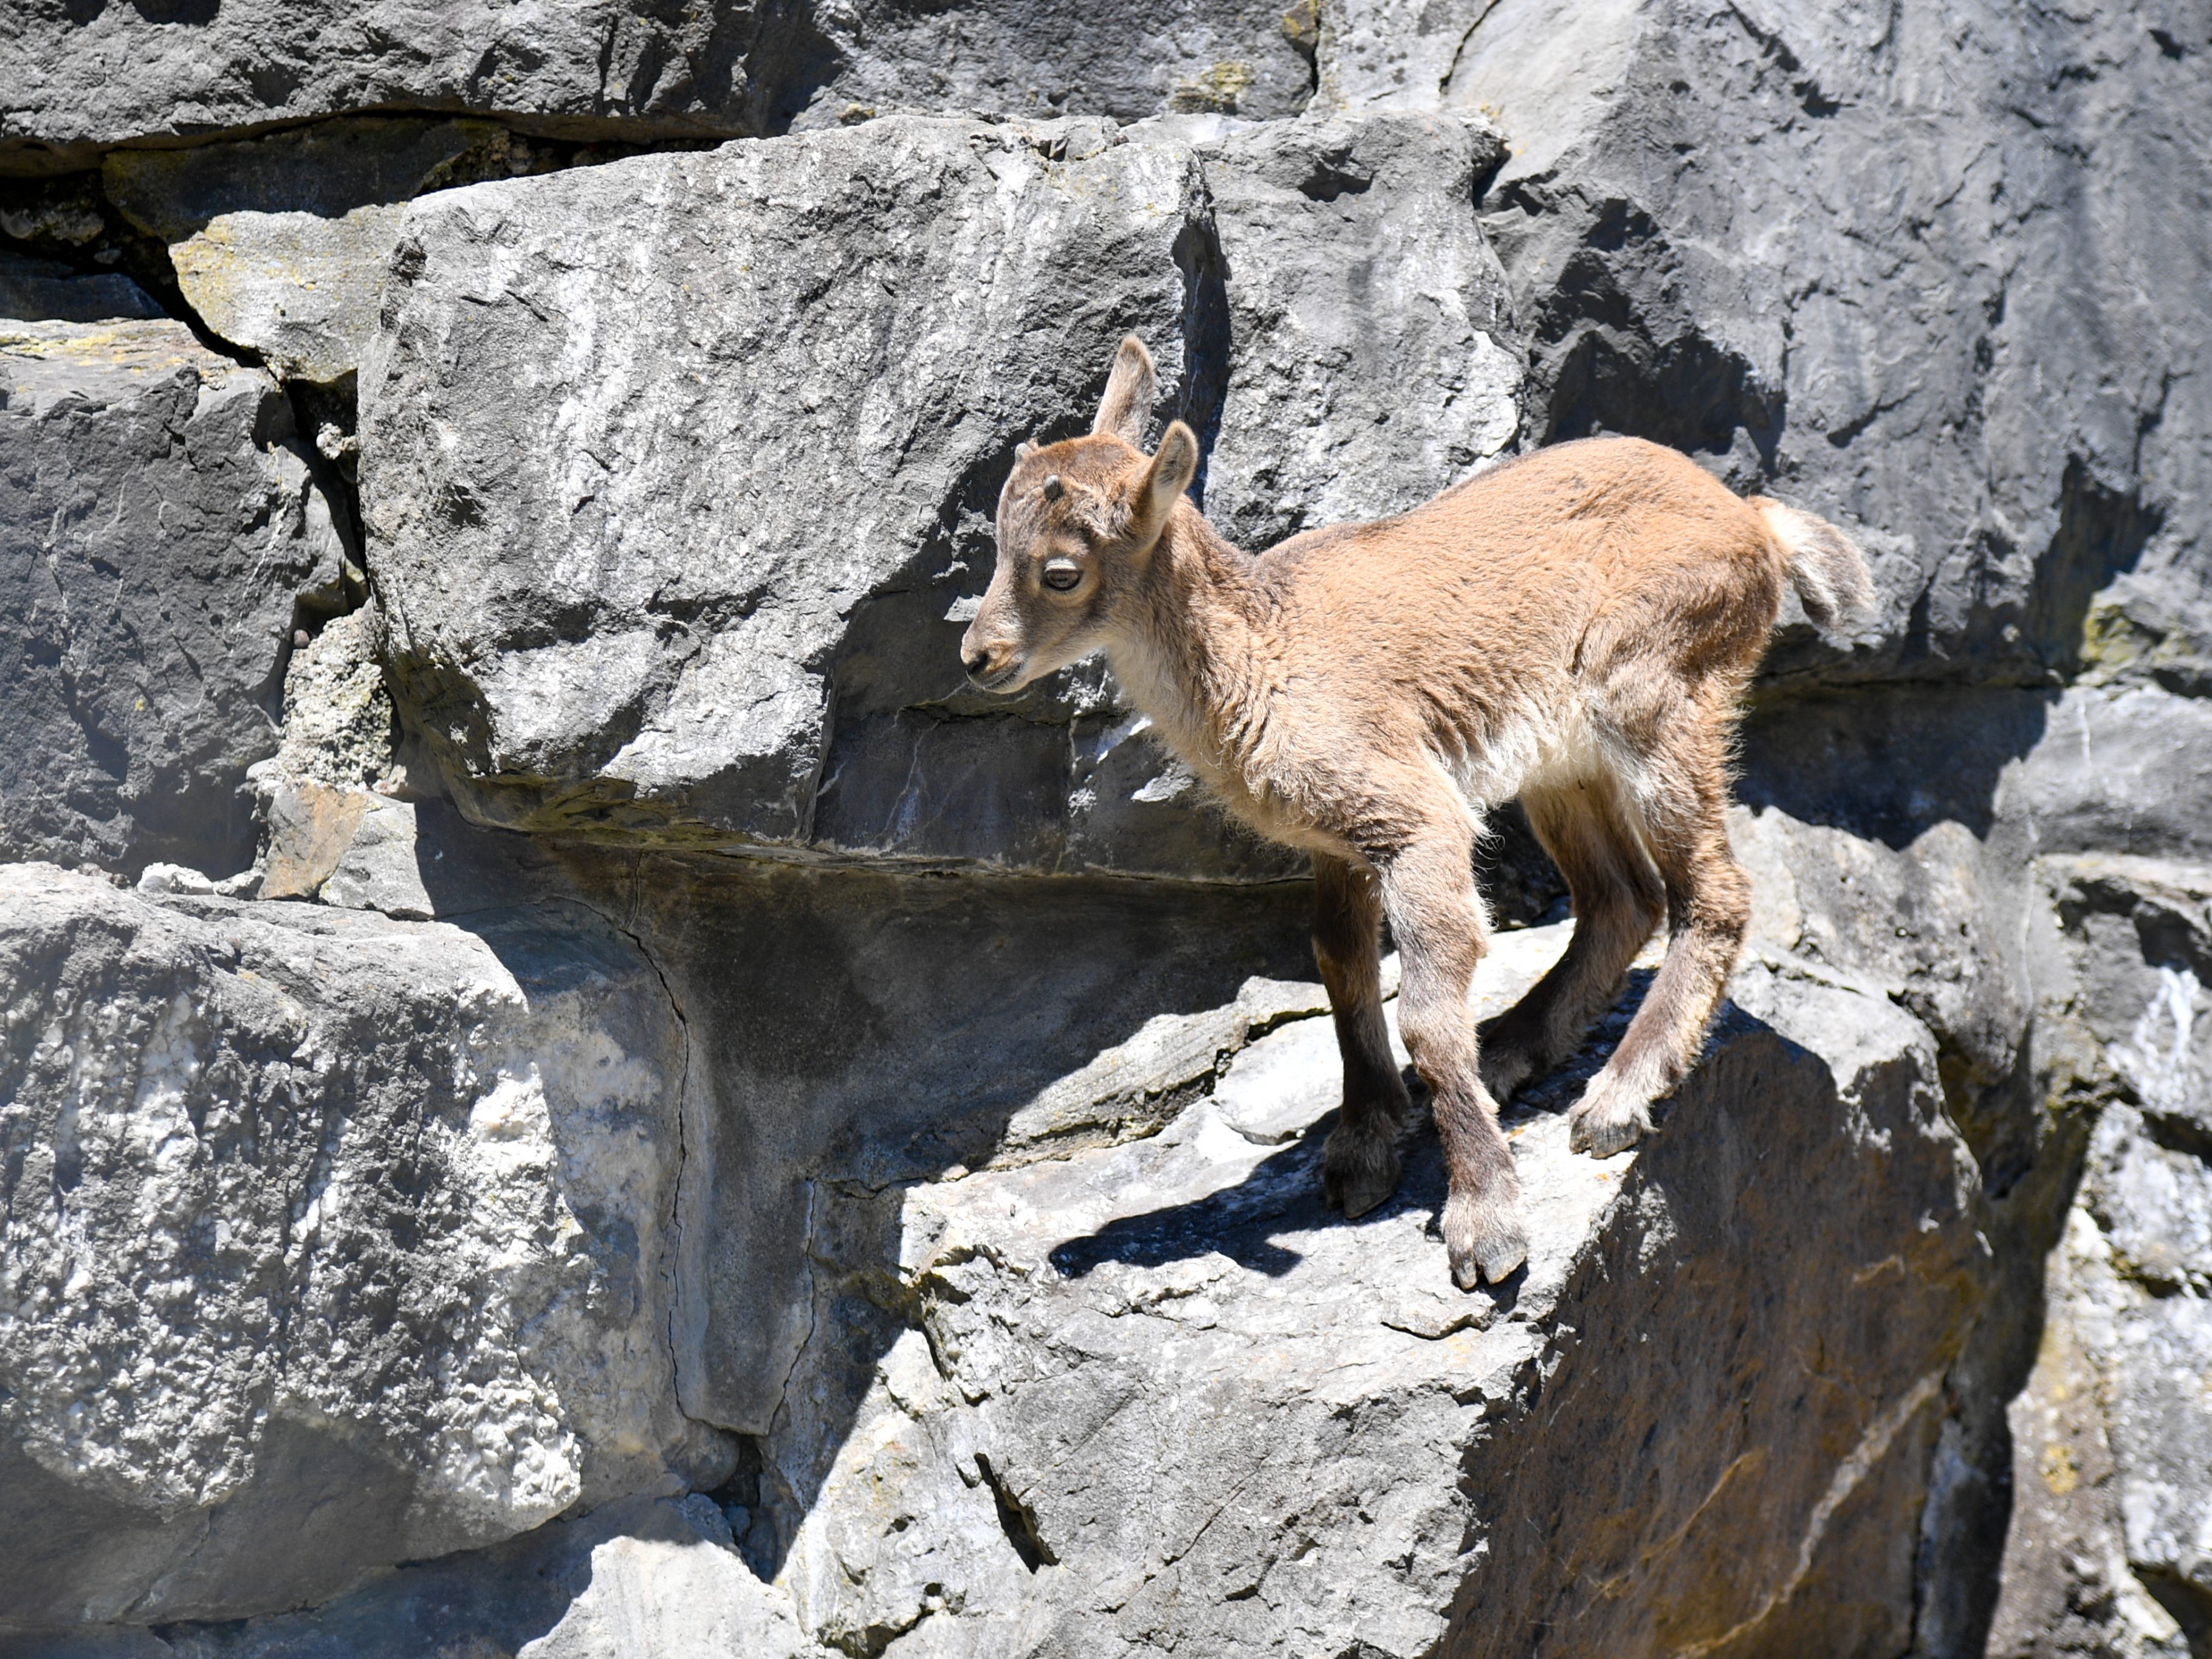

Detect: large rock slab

[0,864,711,1628]
[0,2,1317,171]
[1319,0,2212,697]
[0,320,348,878]
[736,933,1984,1659]
[80,915,1984,1657]
[363,111,1520,876]
[1990,855,2212,1656]
[103,119,513,386]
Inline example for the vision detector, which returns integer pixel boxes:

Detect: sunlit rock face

[0,0,2208,1652]
[0,863,708,1626]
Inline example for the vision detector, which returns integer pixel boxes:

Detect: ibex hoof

[1477,1042,1537,1104]
[1567,1086,1653,1158]
[1321,1118,1402,1220]
[1443,1189,1528,1289]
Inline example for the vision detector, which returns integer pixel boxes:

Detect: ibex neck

[1104,504,1268,760]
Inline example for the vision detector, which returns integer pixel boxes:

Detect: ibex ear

[1129,420,1199,542]
[1092,335,1156,446]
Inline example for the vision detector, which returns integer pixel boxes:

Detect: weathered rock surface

[0,1,1319,171]
[103,119,515,386]
[1989,856,2212,1657]
[1321,0,2212,697]
[0,0,2208,1652]
[1177,110,1520,552]
[66,919,1984,1657]
[0,863,710,1627]
[0,321,347,879]
[592,854,1319,1440]
[362,111,1520,876]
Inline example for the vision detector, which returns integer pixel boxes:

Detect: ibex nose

[963,648,993,677]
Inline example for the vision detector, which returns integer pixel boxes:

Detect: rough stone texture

[0,863,707,1627]
[361,116,1224,865]
[0,0,2209,1652]
[362,111,1520,876]
[1175,110,1520,551]
[583,853,1320,1440]
[57,919,1983,1657]
[0,2,1319,172]
[103,119,513,385]
[744,938,1980,1659]
[1988,856,2212,1657]
[0,321,348,879]
[1321,0,2212,698]
[792,1,1319,129]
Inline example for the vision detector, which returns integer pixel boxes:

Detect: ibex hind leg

[1569,744,1751,1157]
[1479,780,1663,1103]
[1312,853,1408,1220]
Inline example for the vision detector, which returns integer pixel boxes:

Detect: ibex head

[961,335,1199,693]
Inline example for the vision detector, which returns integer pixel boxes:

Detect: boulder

[1988,855,2212,1656]
[0,863,709,1626]
[1318,0,2212,695]
[746,934,1982,1658]
[0,1,1317,171]
[0,320,348,879]
[99,912,1984,1656]
[362,111,1521,876]
[103,119,517,386]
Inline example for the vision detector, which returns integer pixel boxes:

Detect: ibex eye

[1042,562,1082,592]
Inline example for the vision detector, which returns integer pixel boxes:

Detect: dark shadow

[1736,683,2057,848]
[128,0,217,20]
[131,1489,729,1659]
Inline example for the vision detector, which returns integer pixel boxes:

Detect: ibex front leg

[1376,829,1528,1288]
[1314,854,1410,1218]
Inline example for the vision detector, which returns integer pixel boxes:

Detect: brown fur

[962,337,1873,1289]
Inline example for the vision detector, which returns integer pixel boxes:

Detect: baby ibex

[962,337,1872,1289]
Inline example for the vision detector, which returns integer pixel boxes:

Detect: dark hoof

[1478,1042,1538,1104]
[1321,1121,1403,1220]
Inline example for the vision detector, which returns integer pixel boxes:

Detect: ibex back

[961,337,1873,1289]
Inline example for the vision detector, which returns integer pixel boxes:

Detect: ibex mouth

[969,662,1025,693]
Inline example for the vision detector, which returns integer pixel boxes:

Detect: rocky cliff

[1,3,2207,1655]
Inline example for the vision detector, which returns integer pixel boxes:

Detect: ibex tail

[1753,497,1875,630]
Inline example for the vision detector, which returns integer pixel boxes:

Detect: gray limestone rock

[0,321,348,879]
[0,2,768,170]
[732,924,1979,1657]
[1319,0,2212,698]
[0,2,1317,172]
[1988,856,2212,1655]
[362,111,1522,875]
[789,1,1319,131]
[1180,110,1521,551]
[0,862,699,1627]
[74,914,1984,1657]
[103,120,515,385]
